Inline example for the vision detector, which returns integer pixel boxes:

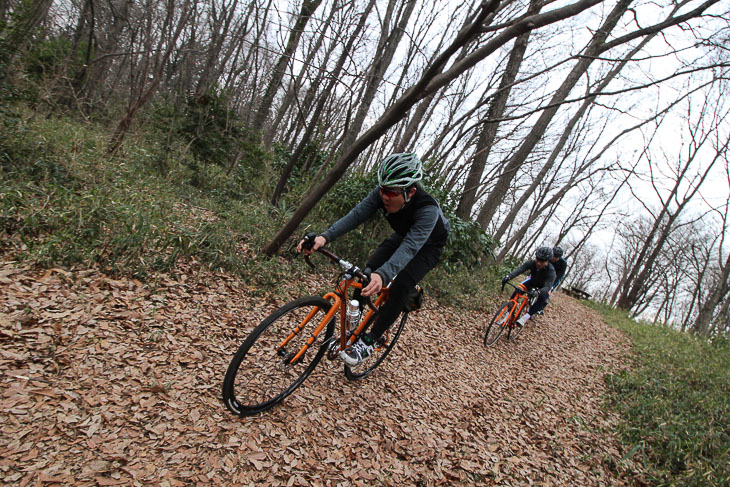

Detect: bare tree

[108,0,192,153]
[0,0,53,79]
[455,0,542,220]
[270,0,376,206]
[251,0,324,136]
[262,0,609,255]
[692,175,730,334]
[615,96,730,310]
[476,0,721,230]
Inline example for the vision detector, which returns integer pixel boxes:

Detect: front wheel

[344,311,408,381]
[484,302,511,347]
[508,294,535,341]
[222,296,334,416]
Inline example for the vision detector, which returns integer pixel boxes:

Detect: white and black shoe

[339,338,374,366]
[516,313,530,327]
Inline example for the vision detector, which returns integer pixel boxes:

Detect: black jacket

[507,260,556,295]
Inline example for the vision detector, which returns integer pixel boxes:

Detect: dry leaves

[0,260,631,485]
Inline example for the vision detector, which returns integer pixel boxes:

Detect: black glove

[528,288,539,299]
[301,232,318,251]
[501,275,510,285]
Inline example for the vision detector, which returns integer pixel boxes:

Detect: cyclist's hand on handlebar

[501,275,510,285]
[362,272,383,297]
[297,234,326,255]
[528,288,539,298]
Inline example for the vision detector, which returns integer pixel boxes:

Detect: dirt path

[0,262,631,486]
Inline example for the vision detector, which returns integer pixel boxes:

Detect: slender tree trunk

[270,0,376,206]
[693,231,730,335]
[0,0,52,81]
[476,0,635,230]
[493,34,655,244]
[339,0,417,152]
[265,0,346,147]
[456,0,541,220]
[252,0,324,136]
[108,0,191,153]
[617,132,729,309]
[195,0,240,94]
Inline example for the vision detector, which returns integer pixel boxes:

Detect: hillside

[0,259,634,485]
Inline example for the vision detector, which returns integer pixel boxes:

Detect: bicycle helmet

[553,246,564,258]
[535,246,553,261]
[377,153,423,189]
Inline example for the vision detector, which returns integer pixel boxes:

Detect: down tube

[287,293,340,364]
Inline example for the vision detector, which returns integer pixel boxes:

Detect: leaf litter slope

[0,261,631,486]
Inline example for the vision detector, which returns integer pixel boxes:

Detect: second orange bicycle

[483,280,537,346]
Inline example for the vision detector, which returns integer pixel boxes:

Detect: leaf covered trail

[0,261,630,485]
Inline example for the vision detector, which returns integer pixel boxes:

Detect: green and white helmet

[377,153,423,189]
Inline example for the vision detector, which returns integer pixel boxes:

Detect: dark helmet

[552,246,564,258]
[535,246,553,261]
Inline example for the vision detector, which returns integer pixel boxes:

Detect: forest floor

[0,259,634,486]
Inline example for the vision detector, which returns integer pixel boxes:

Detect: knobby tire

[484,302,511,347]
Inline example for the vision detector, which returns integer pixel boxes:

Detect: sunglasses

[379,186,405,198]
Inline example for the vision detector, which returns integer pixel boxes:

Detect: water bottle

[346,299,361,330]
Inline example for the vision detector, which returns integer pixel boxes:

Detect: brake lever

[300,232,318,271]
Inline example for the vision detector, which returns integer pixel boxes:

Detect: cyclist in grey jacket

[501,246,556,327]
[298,153,450,366]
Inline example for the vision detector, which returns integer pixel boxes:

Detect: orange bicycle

[483,280,537,346]
[222,235,415,417]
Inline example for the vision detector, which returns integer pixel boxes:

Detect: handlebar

[501,280,532,295]
[299,233,375,310]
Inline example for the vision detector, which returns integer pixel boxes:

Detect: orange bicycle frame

[508,283,530,323]
[276,275,388,364]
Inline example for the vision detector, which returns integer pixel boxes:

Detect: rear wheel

[222,296,334,416]
[484,302,511,347]
[344,311,408,380]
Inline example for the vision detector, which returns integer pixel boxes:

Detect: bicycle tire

[222,296,334,416]
[484,302,511,347]
[344,311,408,381]
[507,317,524,340]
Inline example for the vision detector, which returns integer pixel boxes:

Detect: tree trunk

[455,0,541,220]
[265,0,347,147]
[492,32,655,245]
[109,0,191,153]
[616,131,729,310]
[252,0,324,135]
[0,0,52,79]
[270,0,376,206]
[693,232,730,335]
[476,0,635,230]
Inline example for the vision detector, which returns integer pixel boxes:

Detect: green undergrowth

[0,109,301,293]
[589,302,730,486]
[0,107,503,305]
